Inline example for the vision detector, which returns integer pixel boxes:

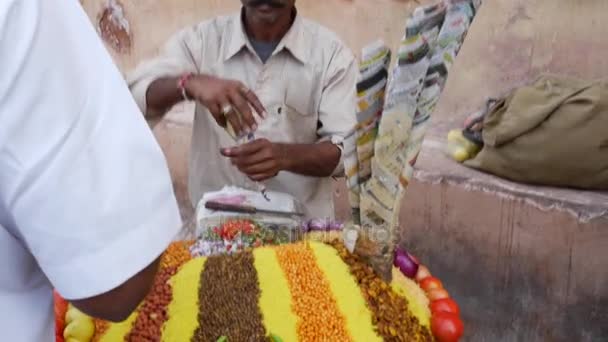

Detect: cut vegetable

[269,333,284,342]
[394,248,419,278]
[427,288,450,301]
[307,218,328,231]
[415,265,432,282]
[431,312,464,342]
[430,298,460,316]
[419,277,443,291]
[329,220,344,231]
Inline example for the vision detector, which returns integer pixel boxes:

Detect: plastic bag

[195,186,303,238]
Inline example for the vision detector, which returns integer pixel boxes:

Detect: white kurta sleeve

[0,0,182,300]
[317,43,359,176]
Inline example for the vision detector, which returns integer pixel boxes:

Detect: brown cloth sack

[465,74,608,190]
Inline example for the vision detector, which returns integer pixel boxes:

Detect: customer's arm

[70,260,161,321]
[0,0,182,322]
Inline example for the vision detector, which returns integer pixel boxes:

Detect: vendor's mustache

[248,0,286,9]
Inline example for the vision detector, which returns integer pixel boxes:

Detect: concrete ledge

[400,179,607,341]
[416,140,608,223]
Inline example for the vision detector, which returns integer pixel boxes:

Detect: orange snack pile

[275,243,352,341]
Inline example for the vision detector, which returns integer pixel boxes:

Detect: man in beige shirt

[128,0,357,219]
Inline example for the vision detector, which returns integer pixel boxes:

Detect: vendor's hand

[221,138,287,182]
[185,74,267,136]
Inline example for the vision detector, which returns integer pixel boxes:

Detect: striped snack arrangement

[86,241,434,342]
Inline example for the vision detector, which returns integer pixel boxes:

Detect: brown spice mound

[91,319,108,342]
[193,251,266,342]
[125,265,178,342]
[329,240,434,342]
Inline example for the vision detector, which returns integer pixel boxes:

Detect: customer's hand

[185,74,266,136]
[221,138,287,182]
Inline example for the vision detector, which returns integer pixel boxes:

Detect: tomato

[419,276,443,291]
[431,312,464,342]
[53,290,68,342]
[430,298,460,315]
[415,265,431,282]
[427,288,450,301]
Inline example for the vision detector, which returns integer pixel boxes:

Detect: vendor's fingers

[220,98,244,136]
[225,111,245,137]
[249,173,274,182]
[231,151,272,168]
[221,138,267,157]
[228,90,256,132]
[208,102,226,127]
[238,160,277,175]
[239,85,267,119]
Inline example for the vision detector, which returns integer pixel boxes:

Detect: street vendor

[128,0,358,219]
[1,1,182,340]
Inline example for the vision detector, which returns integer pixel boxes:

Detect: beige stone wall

[81,0,421,72]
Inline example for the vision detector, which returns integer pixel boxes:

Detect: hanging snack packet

[343,129,361,223]
[405,2,447,38]
[355,34,431,281]
[359,40,392,81]
[355,41,392,184]
[436,1,474,51]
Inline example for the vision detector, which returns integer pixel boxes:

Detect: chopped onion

[307,218,328,231]
[408,252,420,266]
[394,248,419,278]
[328,220,343,231]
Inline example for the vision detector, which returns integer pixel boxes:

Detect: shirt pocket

[281,101,318,143]
[255,66,320,143]
[283,66,319,117]
[281,75,319,141]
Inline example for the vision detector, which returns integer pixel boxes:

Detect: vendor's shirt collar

[224,8,309,64]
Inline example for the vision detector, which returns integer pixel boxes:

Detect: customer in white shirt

[0,1,182,341]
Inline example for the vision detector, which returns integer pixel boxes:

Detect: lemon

[65,305,89,325]
[452,148,470,162]
[445,129,481,162]
[64,316,95,341]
